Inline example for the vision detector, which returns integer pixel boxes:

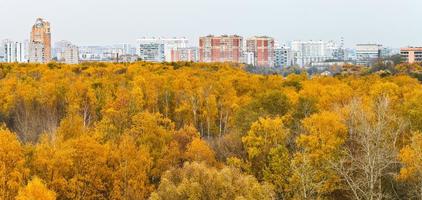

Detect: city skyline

[1,0,421,48]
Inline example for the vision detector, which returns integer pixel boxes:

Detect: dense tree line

[0,61,422,199]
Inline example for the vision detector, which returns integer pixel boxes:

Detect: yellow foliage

[0,127,28,200]
[16,177,56,200]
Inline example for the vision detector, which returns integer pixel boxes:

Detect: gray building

[274,46,293,68]
[137,43,165,62]
[355,44,382,66]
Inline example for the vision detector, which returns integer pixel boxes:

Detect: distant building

[79,46,107,61]
[54,41,79,64]
[79,45,131,62]
[199,35,242,63]
[355,44,382,66]
[311,61,354,69]
[0,46,4,62]
[344,48,357,61]
[242,52,255,65]
[137,43,165,62]
[118,54,139,63]
[291,40,336,67]
[29,18,51,63]
[274,46,294,68]
[170,47,198,62]
[63,45,79,64]
[136,37,188,62]
[246,36,275,67]
[1,40,27,63]
[400,47,422,63]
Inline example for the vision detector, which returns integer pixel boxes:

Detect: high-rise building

[29,18,51,63]
[1,40,27,63]
[400,47,422,63]
[136,37,188,62]
[199,35,242,63]
[274,46,294,68]
[246,36,275,67]
[355,44,382,66]
[291,40,336,67]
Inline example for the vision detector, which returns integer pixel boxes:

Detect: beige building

[401,47,422,63]
[29,18,51,63]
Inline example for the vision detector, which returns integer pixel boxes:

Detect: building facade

[242,52,255,66]
[29,18,51,63]
[274,46,293,68]
[400,47,422,63]
[1,40,27,63]
[170,47,198,62]
[355,44,382,66]
[54,40,79,64]
[137,43,165,62]
[199,35,242,63]
[63,45,79,64]
[291,40,336,67]
[136,37,188,62]
[246,36,275,67]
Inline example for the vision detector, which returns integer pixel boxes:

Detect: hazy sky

[0,0,420,47]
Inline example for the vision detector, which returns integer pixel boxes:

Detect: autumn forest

[1,62,422,200]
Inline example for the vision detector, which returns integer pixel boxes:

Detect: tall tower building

[246,36,275,67]
[199,35,242,63]
[29,18,51,63]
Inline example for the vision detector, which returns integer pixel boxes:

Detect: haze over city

[1,0,421,47]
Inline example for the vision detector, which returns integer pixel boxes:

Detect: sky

[0,0,420,48]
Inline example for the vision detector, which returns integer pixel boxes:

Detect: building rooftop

[401,47,422,51]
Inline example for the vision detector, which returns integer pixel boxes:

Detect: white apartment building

[54,40,79,64]
[63,45,79,64]
[291,40,337,67]
[137,43,165,62]
[136,37,189,62]
[242,52,255,66]
[1,40,27,63]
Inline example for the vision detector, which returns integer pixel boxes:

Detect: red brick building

[246,36,275,67]
[170,47,198,62]
[199,35,242,63]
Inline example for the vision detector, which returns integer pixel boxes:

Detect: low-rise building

[400,47,422,63]
[137,43,165,62]
[170,47,198,62]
